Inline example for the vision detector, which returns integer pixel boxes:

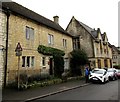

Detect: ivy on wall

[37,45,65,78]
[37,45,65,56]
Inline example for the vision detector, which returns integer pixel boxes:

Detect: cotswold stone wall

[66,17,94,58]
[0,11,7,87]
[6,13,73,83]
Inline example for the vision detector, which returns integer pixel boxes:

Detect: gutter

[4,7,10,88]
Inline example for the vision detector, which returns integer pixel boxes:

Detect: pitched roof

[111,45,120,53]
[75,19,97,39]
[75,18,105,40]
[2,2,71,36]
[79,21,94,34]
[101,34,105,41]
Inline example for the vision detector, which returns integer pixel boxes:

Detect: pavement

[2,79,90,102]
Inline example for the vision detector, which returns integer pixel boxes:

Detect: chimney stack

[53,16,59,24]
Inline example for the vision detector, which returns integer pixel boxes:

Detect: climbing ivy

[37,45,65,78]
[37,45,65,56]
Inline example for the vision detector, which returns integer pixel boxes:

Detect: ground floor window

[98,59,101,68]
[42,57,46,66]
[104,59,108,67]
[22,56,26,67]
[22,56,35,68]
[31,56,35,67]
[64,58,69,70]
[27,56,30,67]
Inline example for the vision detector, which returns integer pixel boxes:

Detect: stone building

[2,2,73,85]
[112,45,120,66]
[66,16,112,68]
[0,4,7,88]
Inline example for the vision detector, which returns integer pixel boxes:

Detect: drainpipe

[4,7,10,88]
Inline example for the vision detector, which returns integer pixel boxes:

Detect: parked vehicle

[116,69,120,78]
[89,68,109,83]
[107,68,117,81]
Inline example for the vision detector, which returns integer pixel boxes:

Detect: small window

[48,34,54,45]
[42,57,46,66]
[63,39,67,48]
[26,26,34,40]
[73,37,80,49]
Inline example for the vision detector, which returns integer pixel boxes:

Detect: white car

[89,68,109,83]
[107,68,117,80]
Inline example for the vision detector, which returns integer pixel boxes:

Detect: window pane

[42,57,46,66]
[64,58,69,69]
[22,56,25,67]
[65,39,67,47]
[27,56,30,67]
[26,27,30,40]
[63,39,64,47]
[48,34,51,44]
[31,56,34,67]
[63,39,67,48]
[51,35,54,45]
[30,28,34,40]
[48,34,54,45]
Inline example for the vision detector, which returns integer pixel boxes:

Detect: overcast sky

[12,0,119,46]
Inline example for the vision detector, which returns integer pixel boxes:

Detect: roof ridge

[2,2,71,36]
[79,21,93,31]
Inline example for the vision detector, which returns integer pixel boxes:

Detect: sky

[11,0,119,46]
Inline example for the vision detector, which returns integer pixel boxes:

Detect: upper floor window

[100,41,103,54]
[26,26,34,40]
[48,34,54,45]
[63,39,67,48]
[73,37,80,50]
[96,48,99,54]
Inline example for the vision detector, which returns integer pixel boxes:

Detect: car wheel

[107,77,109,82]
[115,76,118,80]
[113,77,115,81]
[102,78,106,84]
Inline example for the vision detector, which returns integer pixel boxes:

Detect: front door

[49,58,53,75]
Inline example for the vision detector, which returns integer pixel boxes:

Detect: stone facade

[66,17,94,58]
[0,10,7,87]
[2,2,73,84]
[112,45,120,66]
[66,17,112,68]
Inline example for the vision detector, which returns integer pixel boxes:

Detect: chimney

[53,16,59,24]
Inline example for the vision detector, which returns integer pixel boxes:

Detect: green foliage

[37,45,65,78]
[37,45,65,56]
[70,49,89,76]
[28,74,50,83]
[54,55,64,78]
[113,64,120,69]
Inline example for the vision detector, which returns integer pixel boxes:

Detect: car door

[105,70,109,81]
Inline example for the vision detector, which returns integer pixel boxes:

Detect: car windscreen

[92,70,104,74]
[118,70,120,73]
[107,69,114,72]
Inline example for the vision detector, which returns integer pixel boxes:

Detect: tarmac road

[35,80,119,101]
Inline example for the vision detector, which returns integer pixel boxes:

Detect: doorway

[49,58,54,75]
